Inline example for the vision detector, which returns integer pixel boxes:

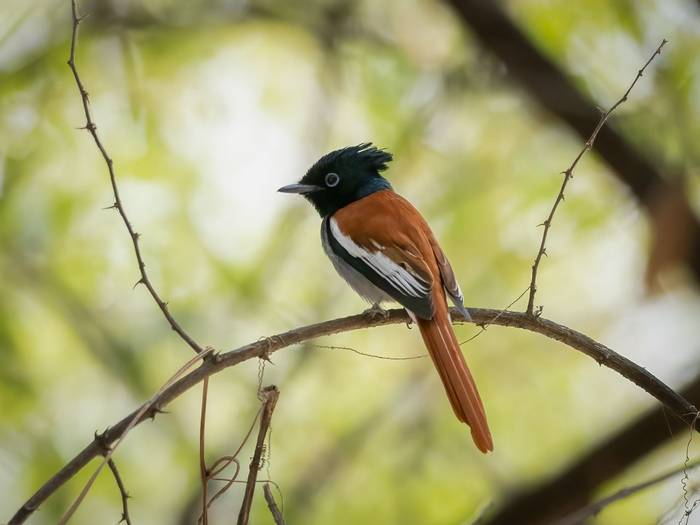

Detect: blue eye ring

[325,172,340,187]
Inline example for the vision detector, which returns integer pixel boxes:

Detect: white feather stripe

[329,218,429,298]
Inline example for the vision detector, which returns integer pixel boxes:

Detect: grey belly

[320,218,394,305]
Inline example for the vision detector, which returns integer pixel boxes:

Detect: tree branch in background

[484,375,700,525]
[9,308,700,524]
[554,459,700,525]
[238,386,280,525]
[526,40,667,314]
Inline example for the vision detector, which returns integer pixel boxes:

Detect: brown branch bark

[238,386,279,525]
[8,307,700,524]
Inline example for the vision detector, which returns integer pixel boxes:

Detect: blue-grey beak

[277,183,322,194]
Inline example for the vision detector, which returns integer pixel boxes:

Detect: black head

[278,143,393,217]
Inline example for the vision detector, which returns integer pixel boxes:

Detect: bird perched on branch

[278,144,492,453]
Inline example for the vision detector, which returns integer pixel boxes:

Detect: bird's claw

[363,303,389,320]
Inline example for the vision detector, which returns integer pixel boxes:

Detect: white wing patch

[329,218,429,298]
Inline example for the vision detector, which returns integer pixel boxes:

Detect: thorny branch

[238,386,280,525]
[67,2,212,523]
[67,0,204,354]
[50,347,213,525]
[106,459,133,525]
[7,6,687,525]
[526,39,667,315]
[9,307,700,524]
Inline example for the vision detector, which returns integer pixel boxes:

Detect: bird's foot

[363,303,389,320]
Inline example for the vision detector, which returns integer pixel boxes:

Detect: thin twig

[555,459,700,525]
[526,39,667,315]
[199,378,210,525]
[10,307,700,524]
[106,459,133,525]
[263,483,286,525]
[238,386,280,525]
[197,406,262,522]
[311,343,425,360]
[67,0,204,354]
[460,286,530,345]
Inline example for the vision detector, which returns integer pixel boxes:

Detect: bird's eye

[325,172,340,187]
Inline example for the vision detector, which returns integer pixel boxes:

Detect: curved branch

[8,308,699,524]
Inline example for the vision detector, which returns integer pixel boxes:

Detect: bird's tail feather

[417,311,493,453]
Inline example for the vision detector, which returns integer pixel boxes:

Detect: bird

[278,143,493,453]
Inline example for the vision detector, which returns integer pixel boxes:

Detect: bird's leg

[363,302,389,319]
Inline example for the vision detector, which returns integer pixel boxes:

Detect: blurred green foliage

[1,1,700,524]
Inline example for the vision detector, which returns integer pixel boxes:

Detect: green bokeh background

[2,0,700,523]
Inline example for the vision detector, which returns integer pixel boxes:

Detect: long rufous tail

[417,308,493,453]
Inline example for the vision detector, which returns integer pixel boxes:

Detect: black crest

[307,143,393,176]
[298,143,394,217]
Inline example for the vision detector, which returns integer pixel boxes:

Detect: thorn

[149,407,168,420]
[94,429,112,454]
[132,232,141,241]
[133,278,145,289]
[542,248,548,257]
[103,202,118,210]
[535,305,543,318]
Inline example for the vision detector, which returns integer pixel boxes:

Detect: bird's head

[278,143,393,217]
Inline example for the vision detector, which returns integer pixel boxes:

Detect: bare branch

[263,483,286,525]
[198,378,210,525]
[238,386,280,525]
[107,459,133,525]
[525,39,667,315]
[67,0,204,354]
[9,307,700,524]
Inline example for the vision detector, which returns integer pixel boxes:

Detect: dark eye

[325,172,340,187]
